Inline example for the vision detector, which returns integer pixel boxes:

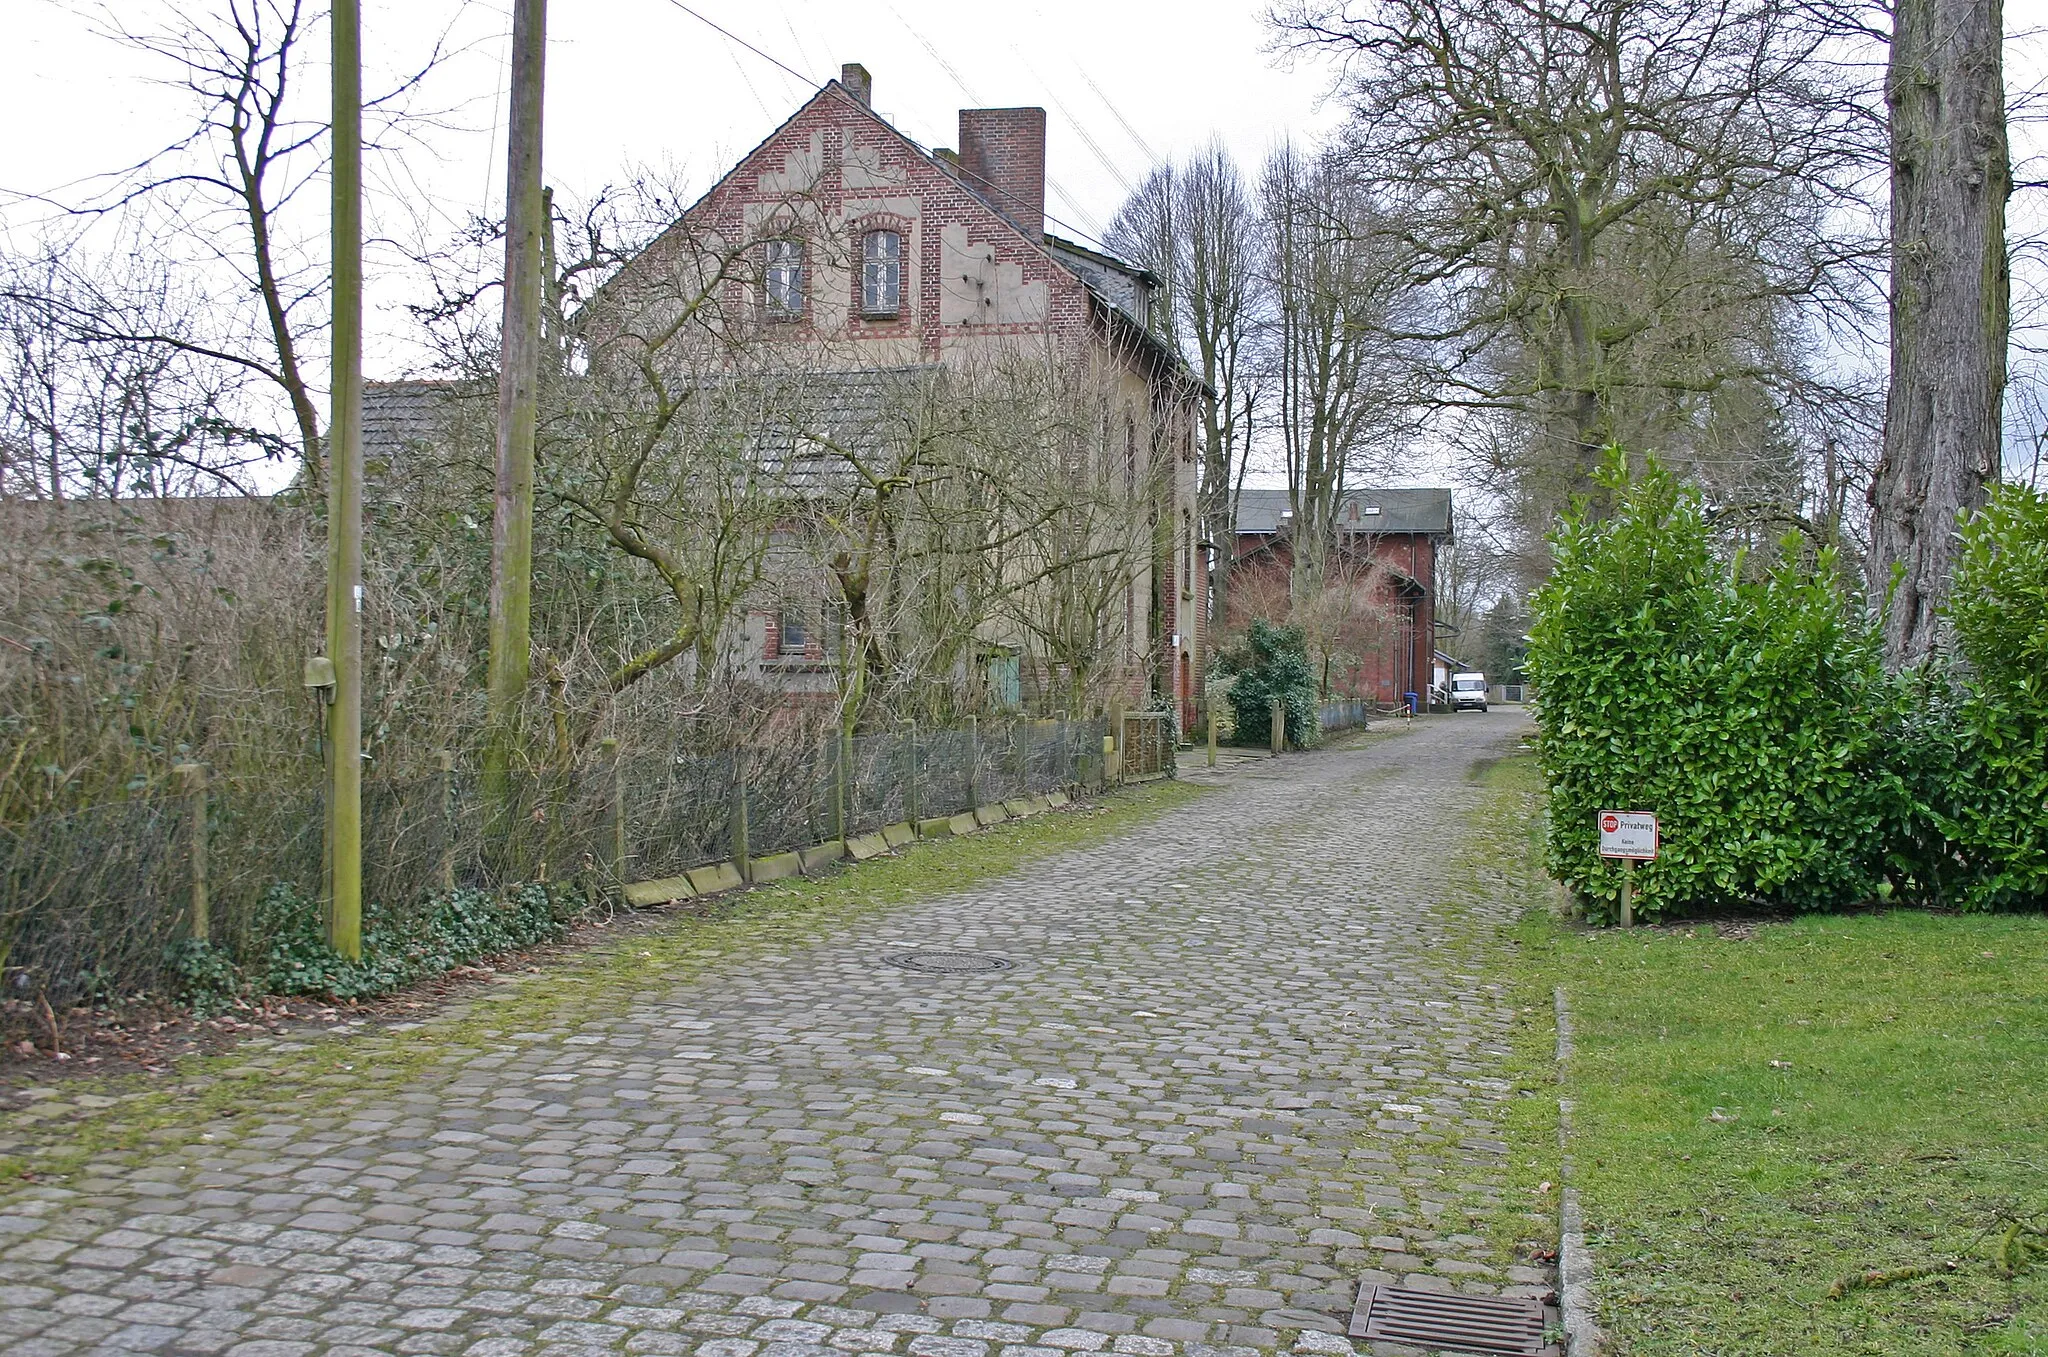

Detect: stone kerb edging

[1555,984,1604,1354]
[621,789,1075,908]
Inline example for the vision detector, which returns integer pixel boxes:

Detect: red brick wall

[681,85,1094,361]
[1229,530,1441,707]
[958,108,1047,242]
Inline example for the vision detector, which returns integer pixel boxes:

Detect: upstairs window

[764,239,804,319]
[862,230,902,317]
[777,606,811,655]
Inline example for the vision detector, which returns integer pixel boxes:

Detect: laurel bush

[1920,484,2048,909]
[1526,454,1901,921]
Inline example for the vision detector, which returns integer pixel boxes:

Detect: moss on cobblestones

[1412,751,1565,1281]
[0,780,1207,1190]
[0,723,1578,1356]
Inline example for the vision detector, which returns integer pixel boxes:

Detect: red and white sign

[1598,810,1659,859]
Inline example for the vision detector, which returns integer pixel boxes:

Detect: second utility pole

[325,0,364,957]
[483,0,548,855]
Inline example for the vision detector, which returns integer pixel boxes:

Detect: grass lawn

[1484,755,2048,1355]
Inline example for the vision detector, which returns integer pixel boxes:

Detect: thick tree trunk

[1868,0,2009,667]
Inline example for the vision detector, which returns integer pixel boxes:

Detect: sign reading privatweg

[1598,810,1659,860]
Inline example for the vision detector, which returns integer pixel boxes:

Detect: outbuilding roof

[1233,486,1453,537]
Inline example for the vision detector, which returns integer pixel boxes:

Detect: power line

[656,0,814,89]
[1075,65,1162,168]
[659,0,1123,256]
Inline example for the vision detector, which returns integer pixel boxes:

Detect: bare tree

[1273,0,1883,533]
[27,2,450,494]
[1107,146,1266,638]
[1261,144,1413,605]
[0,241,284,498]
[1866,0,2011,665]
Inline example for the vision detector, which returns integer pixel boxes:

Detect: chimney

[958,107,1046,243]
[839,63,872,106]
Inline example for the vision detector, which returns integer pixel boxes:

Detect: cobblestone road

[2,713,1545,1357]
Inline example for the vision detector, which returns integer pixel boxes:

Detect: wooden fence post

[176,764,209,943]
[601,737,624,884]
[1207,700,1218,768]
[966,716,980,811]
[832,732,848,842]
[1269,698,1284,756]
[730,747,751,882]
[436,749,457,891]
[904,719,920,828]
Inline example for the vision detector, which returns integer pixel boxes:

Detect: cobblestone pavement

[2,713,1546,1357]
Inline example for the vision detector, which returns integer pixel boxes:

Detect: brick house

[604,63,1207,729]
[1229,487,1452,708]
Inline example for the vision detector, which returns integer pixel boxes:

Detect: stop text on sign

[1598,810,1659,860]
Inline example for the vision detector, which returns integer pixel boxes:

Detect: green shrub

[1221,619,1320,748]
[254,880,569,1000]
[1926,484,2048,909]
[1526,453,1899,921]
[164,937,244,1016]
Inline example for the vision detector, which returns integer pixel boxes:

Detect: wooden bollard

[175,763,209,943]
[436,749,457,890]
[730,747,751,883]
[602,737,626,884]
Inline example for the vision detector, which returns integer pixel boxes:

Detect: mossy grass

[0,778,1208,1192]
[1487,751,2048,1355]
[1438,748,1567,1273]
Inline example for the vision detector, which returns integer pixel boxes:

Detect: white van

[1449,671,1489,712]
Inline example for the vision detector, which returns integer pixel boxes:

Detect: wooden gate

[1120,713,1168,778]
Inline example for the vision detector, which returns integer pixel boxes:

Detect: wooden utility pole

[1868,0,2010,667]
[484,0,548,838]
[325,0,365,958]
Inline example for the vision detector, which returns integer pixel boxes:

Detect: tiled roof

[740,366,946,494]
[1233,486,1453,536]
[362,380,473,470]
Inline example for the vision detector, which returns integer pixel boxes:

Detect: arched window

[765,239,804,318]
[861,229,902,317]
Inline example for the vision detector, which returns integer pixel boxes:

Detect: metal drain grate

[1348,1284,1559,1356]
[883,950,1014,975]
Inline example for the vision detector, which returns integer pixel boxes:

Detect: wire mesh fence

[0,714,1112,1005]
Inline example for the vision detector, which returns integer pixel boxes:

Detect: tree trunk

[1867,0,2009,667]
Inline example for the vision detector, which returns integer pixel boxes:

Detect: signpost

[1597,810,1659,927]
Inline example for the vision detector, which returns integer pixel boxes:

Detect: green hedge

[1529,458,2048,922]
[1917,485,2048,910]
[1526,455,1901,921]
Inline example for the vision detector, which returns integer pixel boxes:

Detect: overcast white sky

[2,0,1340,379]
[8,1,2047,487]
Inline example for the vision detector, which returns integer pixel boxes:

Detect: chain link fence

[0,715,1111,1006]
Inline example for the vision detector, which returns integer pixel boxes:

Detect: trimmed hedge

[1526,455,1901,921]
[1529,458,2048,921]
[1919,484,2048,910]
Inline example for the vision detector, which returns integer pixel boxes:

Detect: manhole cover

[1348,1283,1558,1356]
[884,950,1014,975]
